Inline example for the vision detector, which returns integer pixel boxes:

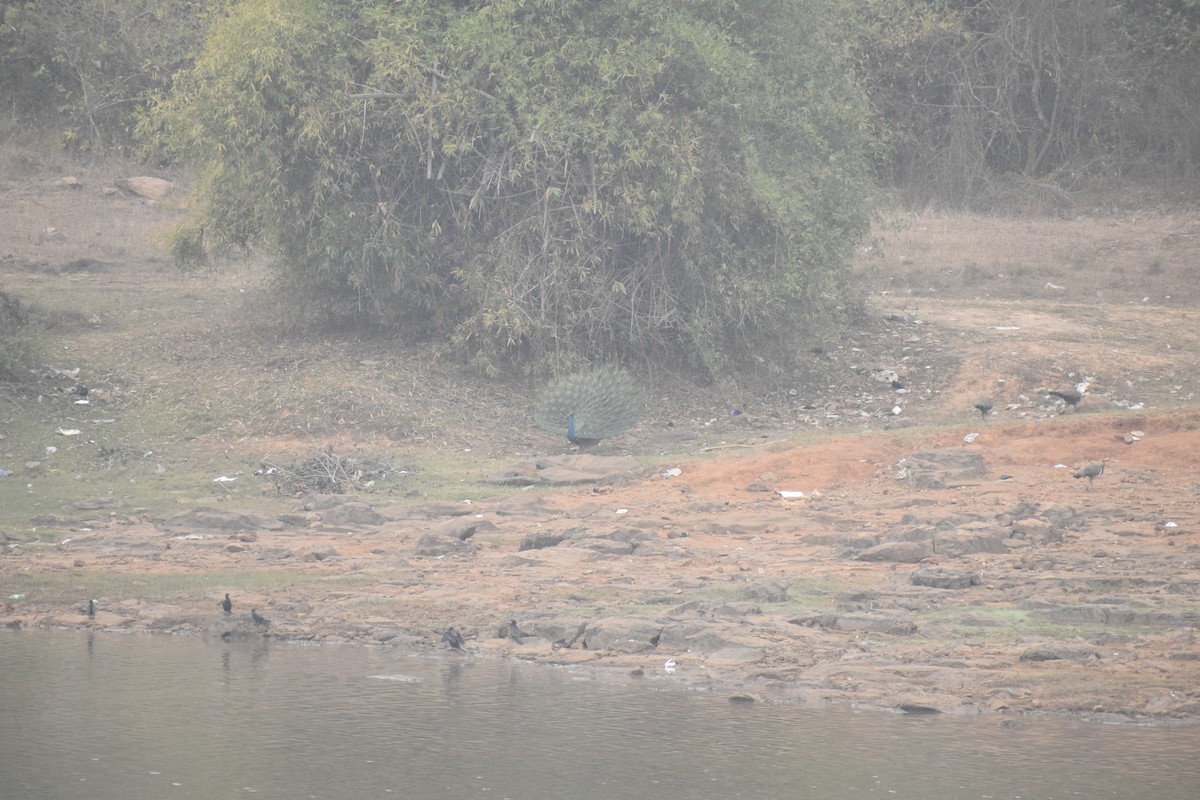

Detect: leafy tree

[851,0,1200,205]
[1,0,212,151]
[1117,0,1200,178]
[144,0,874,378]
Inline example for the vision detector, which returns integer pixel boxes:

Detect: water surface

[2,630,1197,799]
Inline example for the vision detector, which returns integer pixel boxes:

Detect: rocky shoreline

[8,421,1200,724]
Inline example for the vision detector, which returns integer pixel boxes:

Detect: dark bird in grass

[1047,388,1083,410]
[251,608,271,627]
[76,384,88,399]
[442,627,466,652]
[221,593,232,615]
[87,599,95,619]
[533,367,644,447]
[1073,462,1105,488]
[974,398,994,420]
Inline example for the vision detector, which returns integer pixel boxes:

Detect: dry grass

[858,207,1200,306]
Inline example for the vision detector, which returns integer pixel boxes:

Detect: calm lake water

[2,630,1197,800]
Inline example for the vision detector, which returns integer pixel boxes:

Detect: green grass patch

[914,604,1164,642]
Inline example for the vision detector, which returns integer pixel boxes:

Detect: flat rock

[582,617,663,653]
[518,532,567,551]
[706,647,766,666]
[740,580,791,603]
[910,568,981,589]
[114,176,173,200]
[932,529,1008,557]
[319,502,387,526]
[708,602,762,619]
[414,532,476,556]
[573,538,636,555]
[431,516,496,541]
[531,454,644,485]
[1010,517,1061,544]
[520,618,588,647]
[159,507,284,533]
[659,622,758,651]
[904,450,987,489]
[483,464,539,486]
[1019,644,1100,662]
[857,541,932,562]
[257,547,295,561]
[790,613,918,635]
[306,547,339,561]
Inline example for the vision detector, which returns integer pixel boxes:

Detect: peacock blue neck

[566,413,602,446]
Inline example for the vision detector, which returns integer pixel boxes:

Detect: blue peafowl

[534,367,643,446]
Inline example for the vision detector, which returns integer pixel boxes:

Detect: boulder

[431,516,496,541]
[319,502,386,526]
[857,541,933,563]
[582,617,663,653]
[910,568,981,590]
[903,450,987,489]
[114,176,173,200]
[414,533,476,557]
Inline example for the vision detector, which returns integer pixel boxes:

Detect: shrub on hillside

[143,0,874,379]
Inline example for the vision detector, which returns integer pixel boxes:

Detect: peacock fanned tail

[533,367,643,443]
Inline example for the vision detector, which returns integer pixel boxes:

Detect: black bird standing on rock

[1047,388,1083,411]
[87,599,95,619]
[534,367,644,447]
[221,593,232,615]
[1074,462,1105,488]
[507,619,522,641]
[974,398,994,420]
[442,627,466,652]
[251,608,271,627]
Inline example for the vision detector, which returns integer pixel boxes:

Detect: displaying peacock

[533,367,644,446]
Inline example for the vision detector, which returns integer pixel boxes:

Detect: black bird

[221,593,232,615]
[76,384,89,399]
[974,398,994,420]
[87,599,95,619]
[442,627,466,652]
[507,619,522,641]
[1047,388,1083,410]
[251,608,271,627]
[1073,462,1105,488]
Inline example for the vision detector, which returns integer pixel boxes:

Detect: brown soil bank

[8,410,1200,723]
